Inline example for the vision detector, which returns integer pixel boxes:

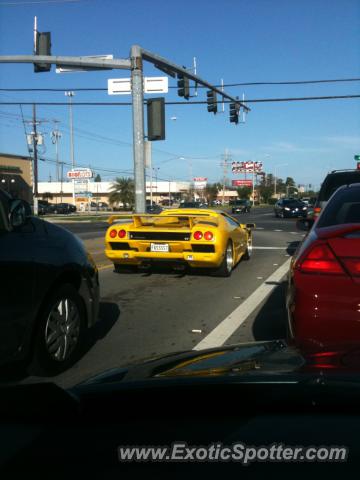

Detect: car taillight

[109,229,117,238]
[298,243,344,275]
[118,229,126,239]
[342,258,360,277]
[313,207,321,216]
[193,231,203,240]
[204,231,213,241]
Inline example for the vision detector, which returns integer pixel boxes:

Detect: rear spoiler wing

[108,213,217,229]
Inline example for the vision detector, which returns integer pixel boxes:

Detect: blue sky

[0,0,359,188]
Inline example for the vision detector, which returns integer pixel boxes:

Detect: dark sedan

[146,203,163,214]
[0,189,99,375]
[48,202,77,214]
[274,198,307,218]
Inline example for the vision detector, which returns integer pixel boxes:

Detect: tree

[94,174,102,182]
[236,186,251,199]
[203,183,219,204]
[109,177,135,209]
[258,185,273,203]
[285,176,296,187]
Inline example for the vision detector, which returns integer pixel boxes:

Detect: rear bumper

[105,248,223,268]
[287,273,360,344]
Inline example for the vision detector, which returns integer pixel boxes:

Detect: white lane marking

[253,246,285,250]
[274,229,283,232]
[256,227,264,230]
[256,277,263,279]
[193,259,291,351]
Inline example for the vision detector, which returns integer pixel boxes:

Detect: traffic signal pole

[130,45,146,214]
[0,47,250,213]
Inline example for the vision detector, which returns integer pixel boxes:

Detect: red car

[287,183,360,346]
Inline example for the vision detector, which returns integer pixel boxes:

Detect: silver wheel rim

[226,244,233,272]
[44,298,81,362]
[247,240,253,257]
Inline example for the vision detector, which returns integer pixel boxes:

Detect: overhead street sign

[108,76,168,95]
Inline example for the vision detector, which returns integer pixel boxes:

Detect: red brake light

[193,231,203,240]
[118,229,126,239]
[109,229,117,238]
[298,244,344,275]
[204,231,213,241]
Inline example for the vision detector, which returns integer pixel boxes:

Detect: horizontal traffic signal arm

[141,47,250,112]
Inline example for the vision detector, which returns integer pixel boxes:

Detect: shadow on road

[0,301,120,383]
[252,281,287,341]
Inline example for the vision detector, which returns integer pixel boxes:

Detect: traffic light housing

[177,73,190,99]
[229,102,240,124]
[147,97,165,141]
[34,32,52,72]
[207,90,217,114]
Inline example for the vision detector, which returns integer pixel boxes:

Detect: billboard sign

[231,161,263,174]
[232,180,253,187]
[193,177,207,190]
[67,168,93,179]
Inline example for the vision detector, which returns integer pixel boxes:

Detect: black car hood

[79,339,360,386]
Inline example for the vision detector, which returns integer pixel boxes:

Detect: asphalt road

[3,207,305,388]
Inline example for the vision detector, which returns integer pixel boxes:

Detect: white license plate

[150,243,169,252]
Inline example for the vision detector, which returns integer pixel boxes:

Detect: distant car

[313,169,360,219]
[274,198,307,218]
[179,202,201,208]
[105,208,255,277]
[37,200,52,215]
[287,183,360,346]
[0,189,99,374]
[146,204,163,214]
[49,202,77,214]
[229,199,251,214]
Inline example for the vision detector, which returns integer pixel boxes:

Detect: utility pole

[65,91,75,205]
[220,149,231,205]
[51,123,62,183]
[130,45,146,213]
[32,103,39,215]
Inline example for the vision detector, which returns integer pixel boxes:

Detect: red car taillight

[118,229,126,238]
[193,231,203,240]
[109,229,117,238]
[204,231,213,241]
[298,243,344,275]
[313,207,321,217]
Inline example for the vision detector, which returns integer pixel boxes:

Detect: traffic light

[229,102,239,124]
[34,32,52,72]
[147,97,165,141]
[206,90,217,114]
[177,73,190,99]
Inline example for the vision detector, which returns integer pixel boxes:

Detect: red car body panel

[287,225,360,345]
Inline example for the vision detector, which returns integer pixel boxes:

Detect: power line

[1,94,360,106]
[1,78,360,91]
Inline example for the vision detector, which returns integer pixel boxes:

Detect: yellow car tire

[214,241,234,277]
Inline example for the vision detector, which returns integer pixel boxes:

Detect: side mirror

[296,218,314,232]
[9,199,32,229]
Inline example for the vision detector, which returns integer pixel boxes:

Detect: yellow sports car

[105,209,254,277]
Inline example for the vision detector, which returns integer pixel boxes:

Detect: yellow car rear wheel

[214,241,234,277]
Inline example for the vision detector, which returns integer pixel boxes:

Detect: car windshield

[283,200,304,207]
[2,3,360,463]
[316,187,360,227]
